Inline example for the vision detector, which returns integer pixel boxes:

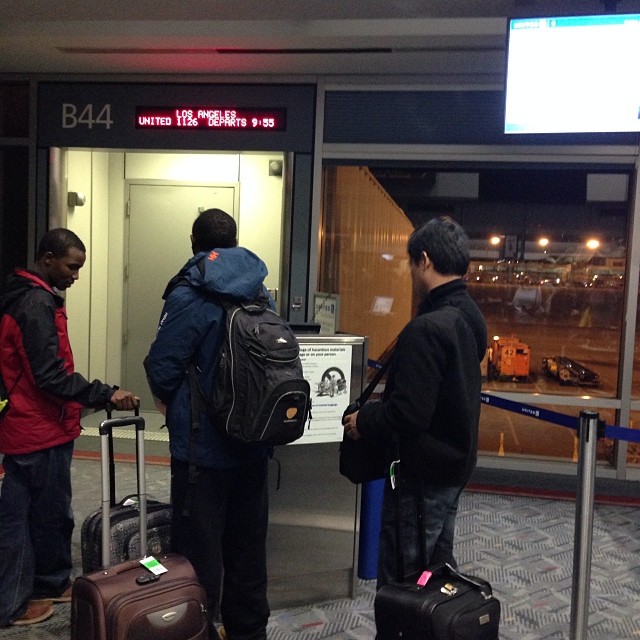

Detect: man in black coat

[342,216,487,588]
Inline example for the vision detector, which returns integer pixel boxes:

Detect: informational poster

[296,343,353,444]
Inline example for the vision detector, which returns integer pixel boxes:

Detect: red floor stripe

[74,450,170,466]
[71,452,640,506]
[466,482,640,507]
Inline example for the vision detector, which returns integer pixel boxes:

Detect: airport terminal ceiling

[2,0,635,21]
[2,0,639,75]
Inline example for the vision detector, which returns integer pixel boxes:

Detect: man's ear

[420,251,430,270]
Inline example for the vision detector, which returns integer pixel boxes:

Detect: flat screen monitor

[504,14,640,134]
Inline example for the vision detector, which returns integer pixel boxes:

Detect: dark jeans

[377,475,463,590]
[171,457,270,640]
[0,441,74,626]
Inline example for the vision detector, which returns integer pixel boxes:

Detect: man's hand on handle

[109,389,139,411]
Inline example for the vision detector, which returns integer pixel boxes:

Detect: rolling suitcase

[80,407,172,573]
[81,493,172,573]
[375,563,501,639]
[71,409,208,640]
[374,476,500,640]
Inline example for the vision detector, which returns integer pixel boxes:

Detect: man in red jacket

[0,228,138,627]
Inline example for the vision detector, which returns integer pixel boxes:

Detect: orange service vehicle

[487,335,531,381]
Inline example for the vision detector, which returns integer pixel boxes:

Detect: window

[319,164,631,463]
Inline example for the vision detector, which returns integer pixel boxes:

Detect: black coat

[357,279,487,486]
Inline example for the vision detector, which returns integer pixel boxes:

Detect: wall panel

[320,166,413,360]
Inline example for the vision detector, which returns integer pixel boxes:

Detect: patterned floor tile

[2,461,640,638]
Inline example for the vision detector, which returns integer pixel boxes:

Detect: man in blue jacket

[343,216,487,588]
[145,209,272,640]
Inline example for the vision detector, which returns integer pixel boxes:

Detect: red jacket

[0,268,116,454]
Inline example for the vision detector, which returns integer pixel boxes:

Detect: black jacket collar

[418,278,466,315]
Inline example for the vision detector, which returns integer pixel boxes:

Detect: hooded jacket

[0,268,117,454]
[357,279,487,485]
[144,247,272,468]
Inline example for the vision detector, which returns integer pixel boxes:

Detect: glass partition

[472,244,624,400]
[319,164,631,463]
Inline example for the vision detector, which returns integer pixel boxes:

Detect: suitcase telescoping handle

[99,404,147,569]
[103,405,141,509]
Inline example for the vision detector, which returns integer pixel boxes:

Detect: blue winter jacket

[144,247,271,468]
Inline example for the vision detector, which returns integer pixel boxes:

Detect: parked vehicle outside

[541,355,600,386]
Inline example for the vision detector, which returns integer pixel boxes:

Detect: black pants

[171,457,270,640]
[0,442,74,625]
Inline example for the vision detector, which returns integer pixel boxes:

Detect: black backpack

[194,293,311,446]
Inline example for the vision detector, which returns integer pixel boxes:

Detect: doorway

[60,149,285,414]
[124,182,237,410]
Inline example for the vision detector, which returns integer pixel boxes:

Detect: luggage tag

[140,556,168,576]
[416,570,432,587]
[389,459,400,490]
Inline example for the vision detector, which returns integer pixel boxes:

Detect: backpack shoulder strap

[183,363,205,518]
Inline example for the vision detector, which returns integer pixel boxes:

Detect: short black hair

[192,209,237,251]
[36,228,86,260]
[407,216,470,276]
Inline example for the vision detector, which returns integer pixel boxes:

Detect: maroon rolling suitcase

[70,409,208,640]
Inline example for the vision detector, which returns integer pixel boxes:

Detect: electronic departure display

[135,107,287,131]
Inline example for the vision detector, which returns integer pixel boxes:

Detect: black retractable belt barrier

[481,392,640,443]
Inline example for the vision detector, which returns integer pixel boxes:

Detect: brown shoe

[51,585,73,602]
[11,600,54,626]
[32,584,73,604]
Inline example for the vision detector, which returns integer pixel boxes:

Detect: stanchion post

[569,410,599,640]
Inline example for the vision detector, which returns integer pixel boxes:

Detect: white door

[124,183,236,410]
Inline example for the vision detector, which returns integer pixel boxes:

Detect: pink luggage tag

[416,570,432,586]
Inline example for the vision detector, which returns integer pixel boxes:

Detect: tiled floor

[3,456,640,639]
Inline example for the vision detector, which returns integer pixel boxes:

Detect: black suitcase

[71,409,208,640]
[375,563,501,639]
[374,476,500,640]
[81,495,172,573]
[80,408,172,573]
